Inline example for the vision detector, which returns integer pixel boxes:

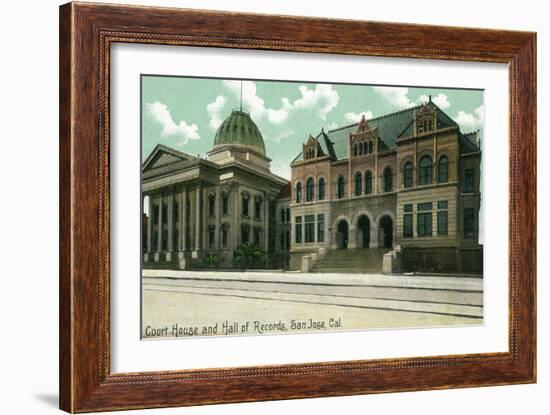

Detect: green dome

[213,110,266,155]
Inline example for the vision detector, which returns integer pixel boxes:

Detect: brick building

[287,97,482,273]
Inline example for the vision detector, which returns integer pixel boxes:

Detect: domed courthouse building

[142,98,482,273]
[142,110,288,269]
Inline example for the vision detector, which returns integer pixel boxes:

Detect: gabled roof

[294,101,468,162]
[142,144,195,172]
[293,129,336,162]
[460,131,481,154]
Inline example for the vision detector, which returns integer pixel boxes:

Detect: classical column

[214,187,221,250]
[232,185,240,249]
[193,182,202,258]
[180,187,188,252]
[176,187,188,269]
[370,224,379,248]
[145,194,153,261]
[264,195,269,251]
[166,192,174,261]
[155,194,163,261]
[348,226,357,249]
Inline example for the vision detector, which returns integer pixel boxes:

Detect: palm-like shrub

[232,243,264,269]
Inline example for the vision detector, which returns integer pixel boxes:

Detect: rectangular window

[465,169,474,193]
[437,200,448,210]
[464,208,475,238]
[242,196,249,217]
[404,203,413,213]
[305,215,315,243]
[254,199,261,219]
[280,209,285,223]
[403,214,413,237]
[417,212,432,237]
[222,194,229,216]
[317,214,325,242]
[437,211,448,236]
[418,202,432,211]
[208,196,215,217]
[295,216,302,243]
[241,226,249,244]
[222,228,228,248]
[254,228,261,246]
[208,227,215,249]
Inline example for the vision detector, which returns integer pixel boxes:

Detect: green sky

[141,76,484,179]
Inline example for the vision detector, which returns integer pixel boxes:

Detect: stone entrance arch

[336,220,349,249]
[378,214,394,248]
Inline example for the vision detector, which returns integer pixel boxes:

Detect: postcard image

[140,76,484,340]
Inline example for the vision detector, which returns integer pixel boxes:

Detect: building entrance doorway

[379,215,393,248]
[337,220,349,249]
[357,215,370,248]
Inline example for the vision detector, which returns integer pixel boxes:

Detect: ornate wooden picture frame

[59,2,536,412]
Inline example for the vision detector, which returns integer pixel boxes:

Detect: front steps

[311,248,389,274]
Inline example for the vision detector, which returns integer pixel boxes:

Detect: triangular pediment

[142,144,194,172]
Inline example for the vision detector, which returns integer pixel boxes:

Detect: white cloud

[269,129,295,143]
[217,81,340,125]
[146,101,200,143]
[418,93,451,109]
[206,96,227,129]
[454,105,484,131]
[327,122,339,130]
[373,86,414,109]
[374,87,451,110]
[344,110,374,123]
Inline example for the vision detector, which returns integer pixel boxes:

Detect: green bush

[202,252,220,269]
[232,243,274,269]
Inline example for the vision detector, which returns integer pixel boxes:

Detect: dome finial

[240,80,243,112]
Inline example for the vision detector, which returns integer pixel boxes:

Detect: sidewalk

[142,269,483,292]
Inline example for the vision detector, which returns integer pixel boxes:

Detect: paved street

[141,270,483,339]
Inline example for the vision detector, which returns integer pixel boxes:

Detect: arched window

[368,141,373,154]
[353,144,358,156]
[438,155,449,183]
[295,182,302,203]
[354,172,362,196]
[403,161,413,188]
[359,142,364,155]
[365,171,373,194]
[306,177,314,202]
[318,177,325,200]
[337,176,345,199]
[383,167,393,192]
[418,155,432,185]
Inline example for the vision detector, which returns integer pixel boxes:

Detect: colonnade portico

[143,182,203,267]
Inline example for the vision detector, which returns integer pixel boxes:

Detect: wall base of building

[401,246,483,274]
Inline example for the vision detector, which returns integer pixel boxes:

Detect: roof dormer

[415,96,437,135]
